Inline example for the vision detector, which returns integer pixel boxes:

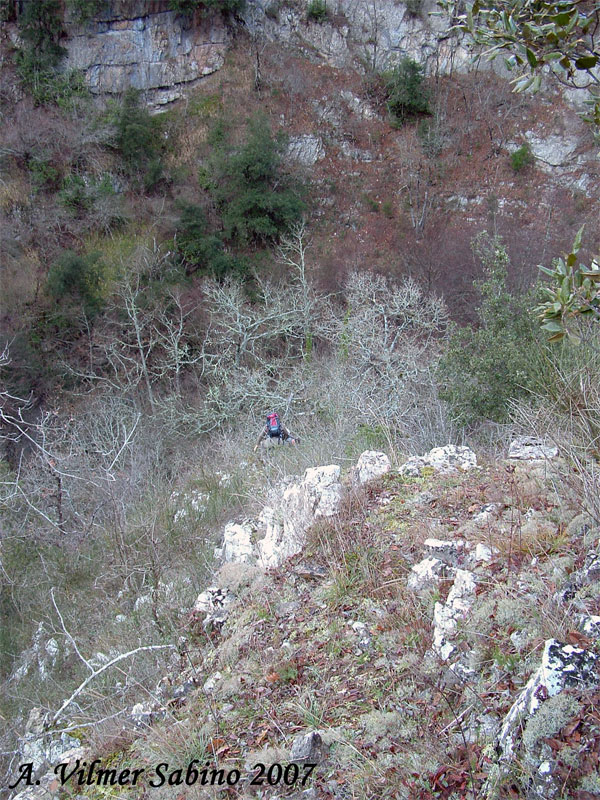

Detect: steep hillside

[10,444,600,800]
[2,0,599,348]
[2,4,600,799]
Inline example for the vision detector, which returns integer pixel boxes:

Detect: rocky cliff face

[244,0,469,73]
[55,0,466,105]
[62,1,229,105]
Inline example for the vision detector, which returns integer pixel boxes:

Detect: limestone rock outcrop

[257,464,342,568]
[400,445,477,477]
[490,639,599,797]
[432,568,477,661]
[353,450,391,485]
[244,0,470,74]
[508,436,559,460]
[63,3,228,104]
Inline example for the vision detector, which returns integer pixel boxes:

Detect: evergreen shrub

[383,57,431,125]
[306,0,328,22]
[438,233,547,426]
[511,143,535,172]
[46,250,106,318]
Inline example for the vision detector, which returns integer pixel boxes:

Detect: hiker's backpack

[266,412,282,438]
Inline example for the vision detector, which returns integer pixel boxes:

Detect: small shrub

[381,199,395,218]
[168,0,245,15]
[41,70,89,108]
[175,203,246,278]
[29,158,61,192]
[66,0,105,23]
[438,232,546,426]
[418,116,446,157]
[60,174,93,214]
[0,0,15,22]
[210,114,305,244]
[14,1,93,107]
[306,0,328,22]
[16,0,65,72]
[113,89,166,189]
[383,57,431,126]
[265,1,280,20]
[46,250,106,318]
[404,0,423,16]
[362,193,380,213]
[511,142,535,172]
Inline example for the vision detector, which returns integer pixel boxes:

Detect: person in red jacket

[254,411,298,451]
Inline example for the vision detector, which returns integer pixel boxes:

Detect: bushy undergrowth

[174,114,305,277]
[438,233,548,428]
[383,57,431,126]
[168,0,246,15]
[511,141,535,172]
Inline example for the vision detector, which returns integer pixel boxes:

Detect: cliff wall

[62,1,229,105]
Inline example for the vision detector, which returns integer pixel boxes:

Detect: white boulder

[508,437,558,460]
[497,639,598,762]
[408,557,452,591]
[433,569,477,661]
[400,445,477,477]
[221,522,254,564]
[354,450,391,484]
[424,538,467,565]
[258,465,342,568]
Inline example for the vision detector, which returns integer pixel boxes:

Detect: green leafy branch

[439,0,600,124]
[537,226,600,342]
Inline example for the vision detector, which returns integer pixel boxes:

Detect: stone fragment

[220,522,255,564]
[424,538,466,565]
[473,543,495,562]
[354,450,391,484]
[408,557,451,591]
[290,731,327,763]
[203,671,222,693]
[193,586,234,630]
[400,445,477,477]
[472,503,500,524]
[287,134,325,165]
[340,90,379,119]
[497,639,598,761]
[508,437,558,460]
[432,570,477,661]
[581,615,600,638]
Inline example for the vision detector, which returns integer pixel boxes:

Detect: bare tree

[333,271,450,454]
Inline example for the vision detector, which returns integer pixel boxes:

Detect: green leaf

[513,75,535,92]
[526,48,538,68]
[565,12,579,34]
[573,224,584,253]
[542,320,565,333]
[551,12,572,25]
[576,55,598,70]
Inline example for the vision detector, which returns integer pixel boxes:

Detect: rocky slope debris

[12,442,600,800]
